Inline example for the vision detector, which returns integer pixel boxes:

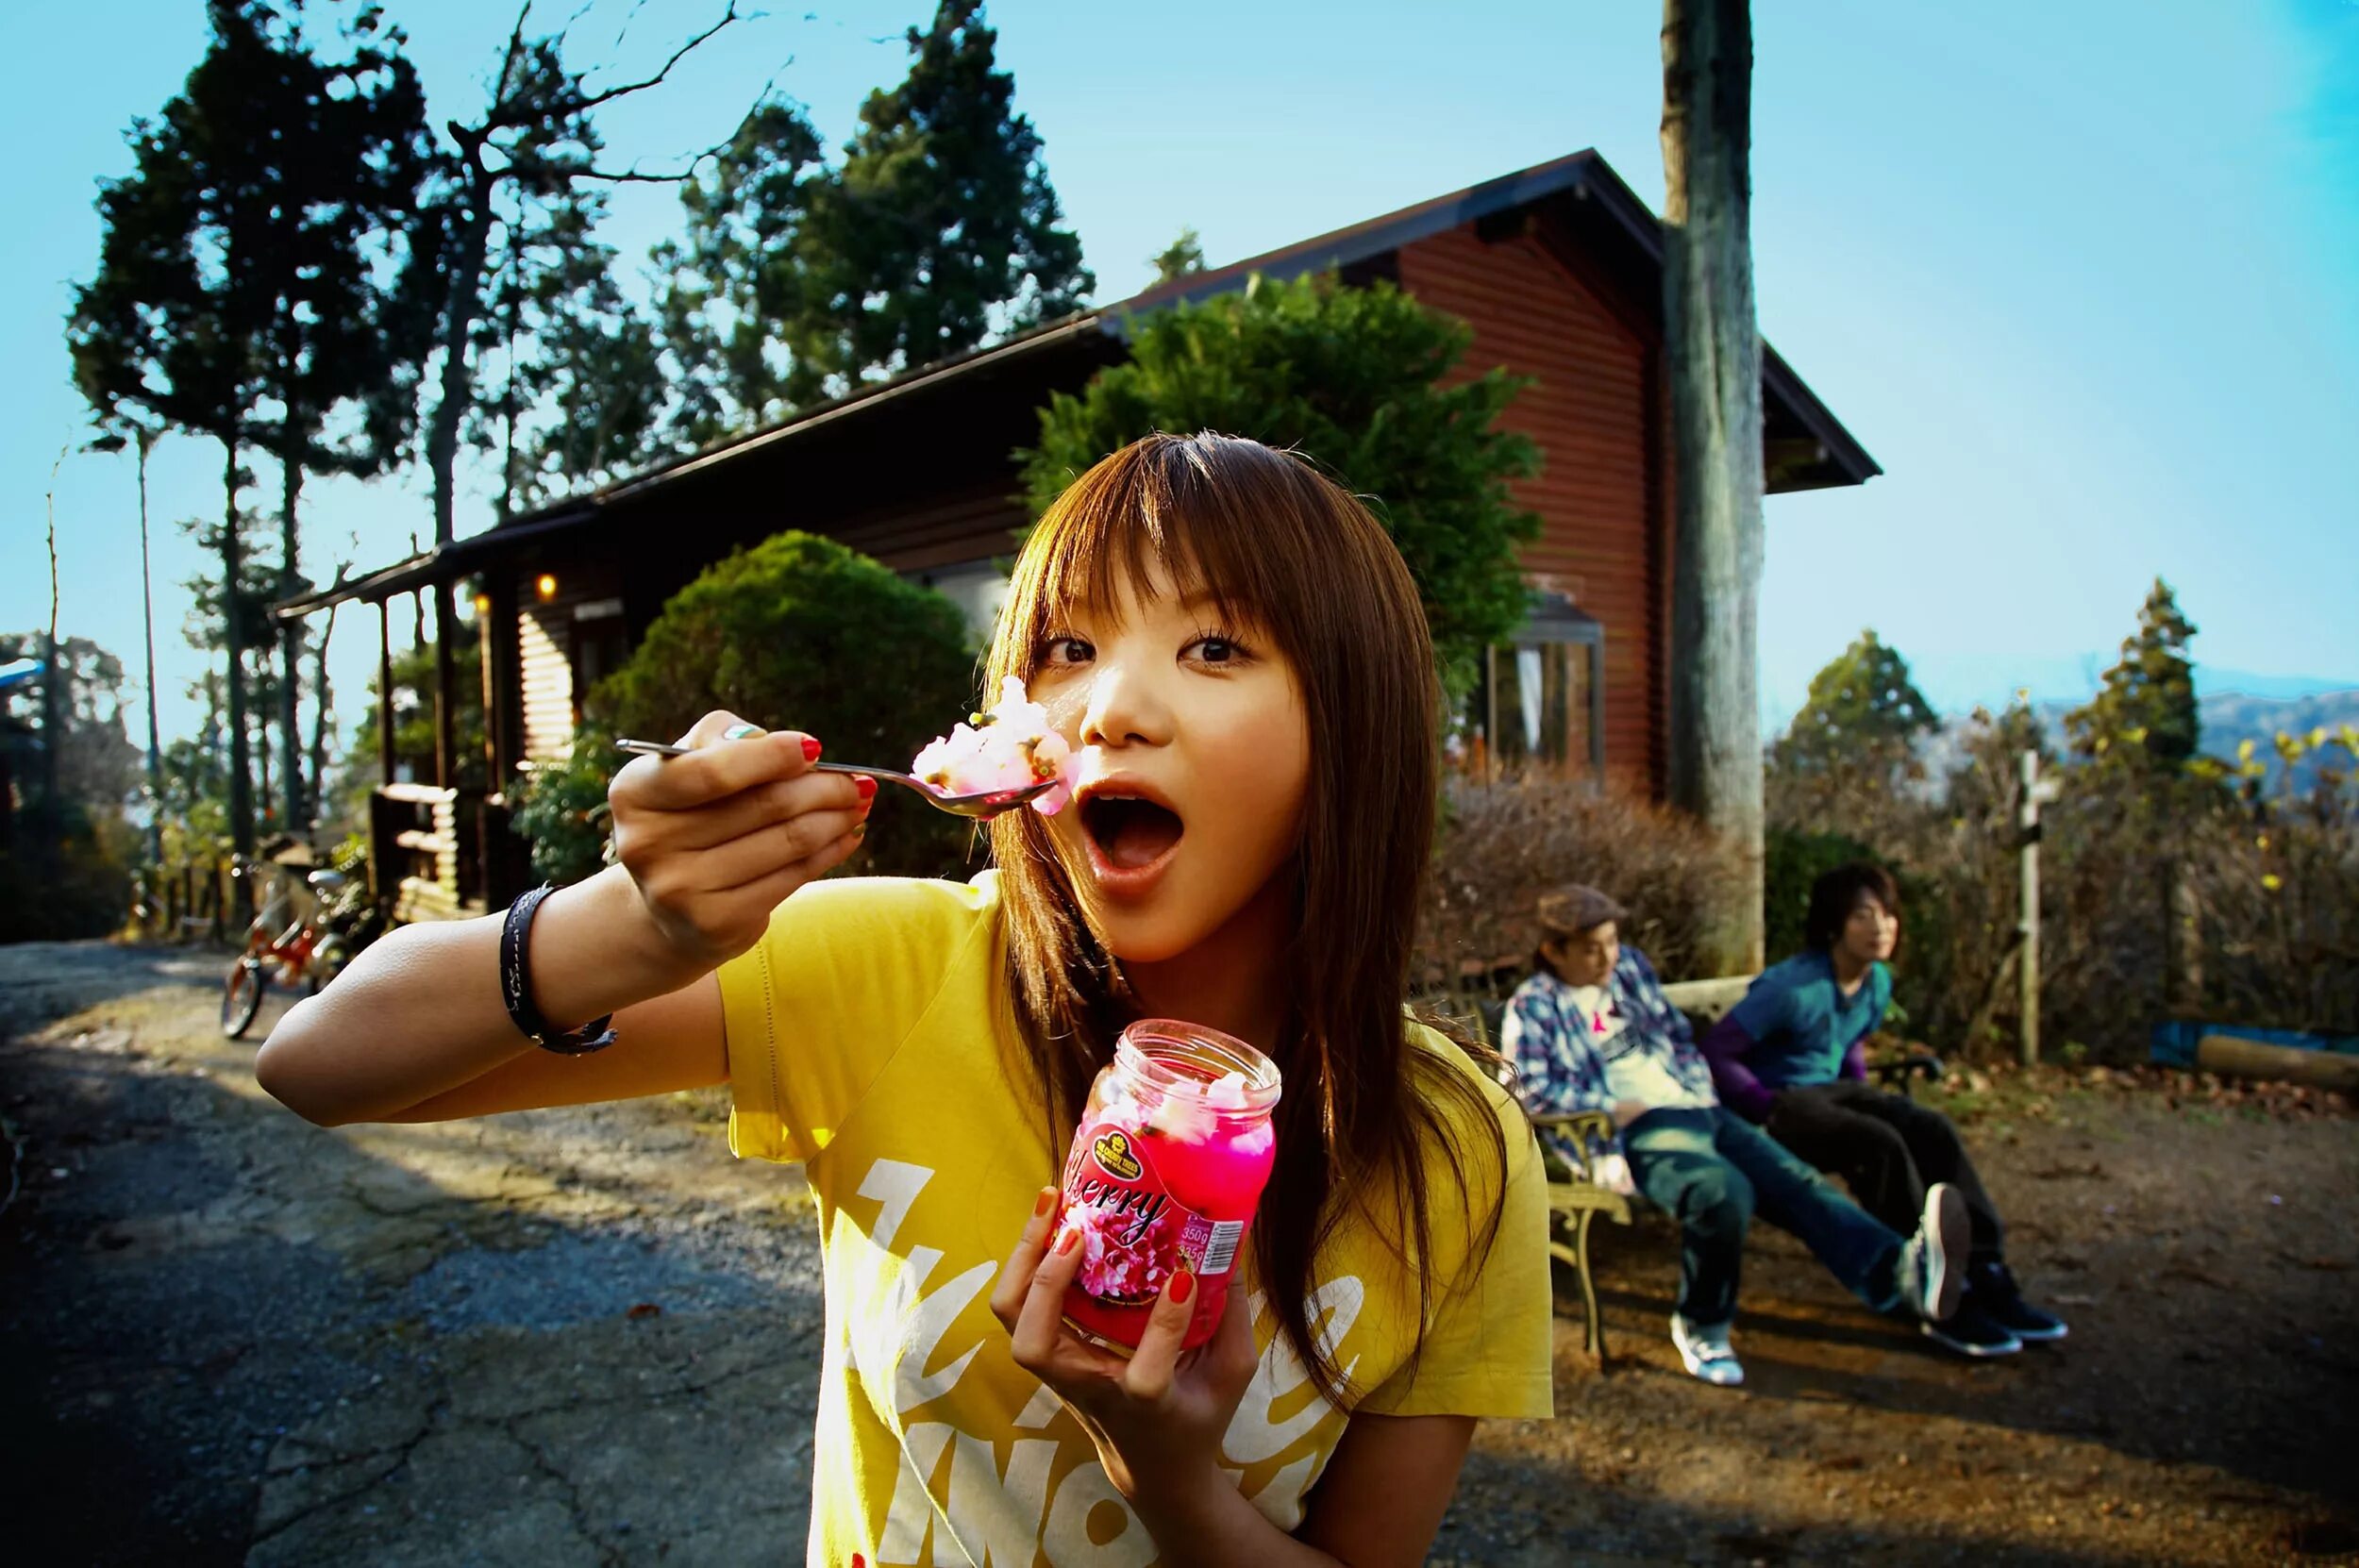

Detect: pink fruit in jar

[1058,1022,1280,1352]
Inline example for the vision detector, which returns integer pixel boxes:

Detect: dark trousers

[1624,1107,1904,1329]
[1765,1080,2004,1263]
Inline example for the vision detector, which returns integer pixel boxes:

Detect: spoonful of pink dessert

[616,678,1079,822]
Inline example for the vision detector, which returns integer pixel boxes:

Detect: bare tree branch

[573,1,743,113]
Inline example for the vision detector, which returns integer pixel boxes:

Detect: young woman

[258,434,1552,1568]
[1700,862,2067,1359]
[1499,885,1965,1387]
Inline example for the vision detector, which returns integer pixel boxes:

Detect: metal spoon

[613,738,1055,820]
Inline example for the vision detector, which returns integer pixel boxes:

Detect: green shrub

[509,724,618,888]
[592,531,983,878]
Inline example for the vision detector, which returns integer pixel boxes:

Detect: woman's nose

[1079,653,1173,750]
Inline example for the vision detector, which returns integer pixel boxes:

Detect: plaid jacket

[1497,946,1716,1159]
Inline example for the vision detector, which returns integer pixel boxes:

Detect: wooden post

[2017,749,2041,1066]
[1662,0,1767,975]
[2164,857,2202,1017]
[376,599,396,787]
[433,581,456,791]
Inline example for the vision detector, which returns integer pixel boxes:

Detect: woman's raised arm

[255,714,868,1126]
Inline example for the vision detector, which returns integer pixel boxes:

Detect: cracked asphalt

[1,942,825,1565]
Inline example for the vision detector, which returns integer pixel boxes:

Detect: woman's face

[1840,892,1899,965]
[1026,562,1312,964]
[1544,922,1619,989]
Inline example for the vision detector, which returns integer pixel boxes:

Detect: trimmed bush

[592,532,984,879]
[1421,772,1748,989]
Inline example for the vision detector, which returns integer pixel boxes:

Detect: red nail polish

[1170,1269,1196,1305]
[854,775,878,801]
[1032,1186,1056,1218]
[1055,1226,1079,1257]
[801,737,822,761]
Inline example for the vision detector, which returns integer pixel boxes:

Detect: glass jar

[1058,1019,1282,1352]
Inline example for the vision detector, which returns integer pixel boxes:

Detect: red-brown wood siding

[1397,223,1667,795]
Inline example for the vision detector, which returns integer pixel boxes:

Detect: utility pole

[136,429,163,862]
[2016,748,2060,1065]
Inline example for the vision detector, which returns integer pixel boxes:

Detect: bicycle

[220,858,383,1039]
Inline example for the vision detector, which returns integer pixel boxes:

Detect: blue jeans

[1624,1106,1904,1329]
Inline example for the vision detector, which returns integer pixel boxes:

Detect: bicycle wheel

[221,958,267,1040]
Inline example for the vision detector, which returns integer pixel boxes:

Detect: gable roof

[275,148,1877,623]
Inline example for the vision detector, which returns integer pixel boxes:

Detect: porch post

[376,599,395,787]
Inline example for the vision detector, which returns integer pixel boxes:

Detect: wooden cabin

[274,149,1877,921]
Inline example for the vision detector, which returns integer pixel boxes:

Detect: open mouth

[1081,793,1186,872]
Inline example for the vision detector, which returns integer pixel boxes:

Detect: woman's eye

[1187,634,1245,665]
[1039,636,1094,666]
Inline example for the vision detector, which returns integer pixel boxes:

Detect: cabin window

[1462,592,1605,782]
[916,560,1012,642]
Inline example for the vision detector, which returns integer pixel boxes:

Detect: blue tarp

[2150,1021,2359,1068]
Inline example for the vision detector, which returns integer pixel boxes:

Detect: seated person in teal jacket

[1700,861,2067,1359]
[1499,884,1966,1387]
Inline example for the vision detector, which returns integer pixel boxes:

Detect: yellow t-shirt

[717,870,1553,1567]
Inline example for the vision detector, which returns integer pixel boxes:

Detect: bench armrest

[1868,1050,1946,1099]
[1530,1109,1616,1183]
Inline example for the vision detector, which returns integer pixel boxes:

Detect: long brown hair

[984,432,1508,1403]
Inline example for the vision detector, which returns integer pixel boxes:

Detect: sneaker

[1897,1182,1970,1323]
[1922,1299,2023,1359]
[1967,1259,2069,1343]
[1670,1313,1746,1387]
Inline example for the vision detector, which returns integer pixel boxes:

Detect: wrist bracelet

[499,884,618,1055]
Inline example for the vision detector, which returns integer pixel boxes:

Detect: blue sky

[3,0,2354,755]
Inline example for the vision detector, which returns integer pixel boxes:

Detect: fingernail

[725,723,762,741]
[1032,1186,1057,1219]
[851,823,867,842]
[1054,1226,1079,1257]
[854,775,878,801]
[801,737,822,761]
[1169,1269,1196,1305]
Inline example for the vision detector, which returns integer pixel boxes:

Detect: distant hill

[2195,688,2359,792]
[1910,685,2359,794]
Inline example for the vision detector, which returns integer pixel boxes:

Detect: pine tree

[2067,577,2202,776]
[656,101,830,441]
[1149,227,1207,284]
[1777,629,1937,765]
[797,0,1093,389]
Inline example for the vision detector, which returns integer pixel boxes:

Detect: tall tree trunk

[424,158,496,794]
[221,437,255,864]
[1662,0,1766,974]
[279,442,307,834]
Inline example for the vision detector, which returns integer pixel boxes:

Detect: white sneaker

[1897,1182,1969,1323]
[1670,1313,1745,1387]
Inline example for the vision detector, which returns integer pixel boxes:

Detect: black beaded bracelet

[499,884,618,1056]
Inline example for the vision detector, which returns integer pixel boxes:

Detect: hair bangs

[992,434,1347,689]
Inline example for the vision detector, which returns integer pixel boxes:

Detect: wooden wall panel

[518,574,586,761]
[1397,223,1666,795]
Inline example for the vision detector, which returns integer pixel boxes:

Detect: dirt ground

[2,940,2353,1566]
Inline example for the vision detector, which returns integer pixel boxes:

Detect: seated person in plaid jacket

[1497,884,1968,1386]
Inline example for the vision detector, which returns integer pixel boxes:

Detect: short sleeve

[716,872,997,1165]
[1724,966,1796,1048]
[1355,1048,1555,1421]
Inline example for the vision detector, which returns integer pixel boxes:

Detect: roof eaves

[486,310,1121,535]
